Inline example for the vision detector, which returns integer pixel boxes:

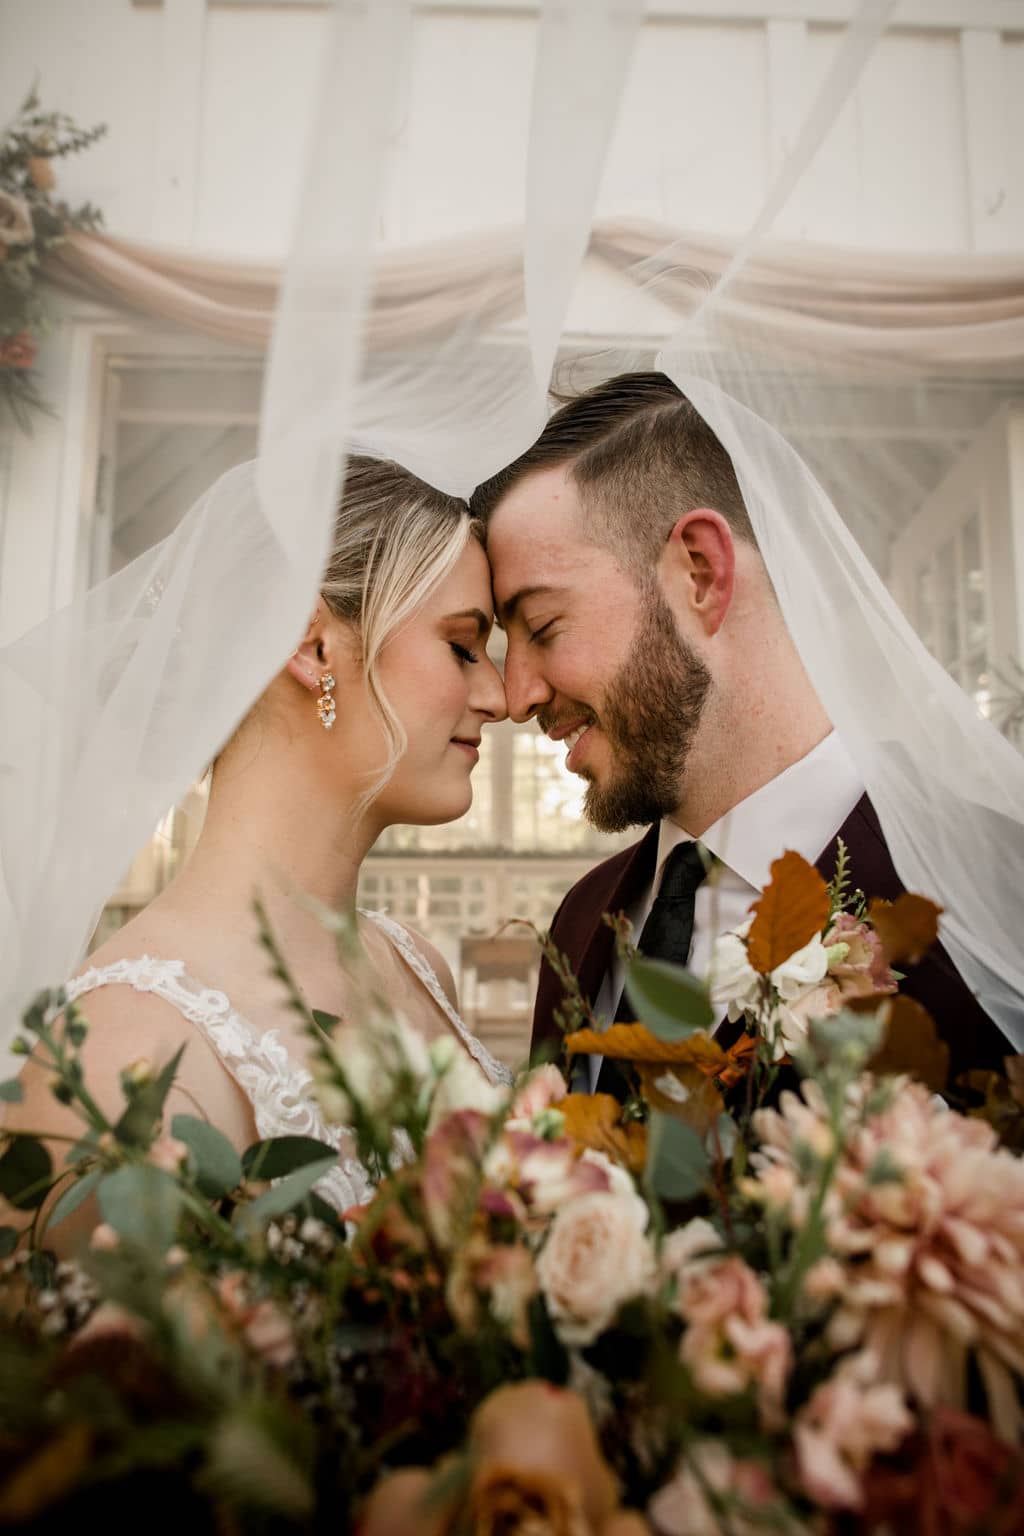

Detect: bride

[3,454,512,1237]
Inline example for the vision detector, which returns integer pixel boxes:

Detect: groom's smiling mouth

[544,715,597,774]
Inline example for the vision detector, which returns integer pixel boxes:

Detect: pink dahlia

[750,1079,1024,1442]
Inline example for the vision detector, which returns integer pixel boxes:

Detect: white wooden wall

[1,0,1023,643]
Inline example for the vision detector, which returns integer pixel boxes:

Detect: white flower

[313,1011,431,1122]
[709,923,759,1021]
[536,1187,655,1346]
[428,1044,508,1129]
[0,191,33,249]
[771,934,830,1000]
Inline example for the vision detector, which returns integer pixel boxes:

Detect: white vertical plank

[153,0,207,244]
[765,18,809,178]
[1005,408,1024,666]
[959,27,1010,253]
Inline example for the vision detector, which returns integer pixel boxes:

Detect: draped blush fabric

[46,224,1024,369]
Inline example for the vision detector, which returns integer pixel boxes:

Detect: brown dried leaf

[565,1023,725,1069]
[559,1093,648,1175]
[0,1423,92,1522]
[636,1065,724,1137]
[747,850,830,976]
[868,893,942,966]
[867,994,949,1092]
[1005,1055,1024,1109]
[712,1033,759,1092]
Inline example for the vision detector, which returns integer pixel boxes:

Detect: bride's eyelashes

[449,641,480,666]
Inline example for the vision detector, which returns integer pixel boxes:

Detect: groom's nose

[503,639,553,723]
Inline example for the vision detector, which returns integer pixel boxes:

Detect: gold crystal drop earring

[316,671,336,731]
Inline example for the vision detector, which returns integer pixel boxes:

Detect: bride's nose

[473,655,508,723]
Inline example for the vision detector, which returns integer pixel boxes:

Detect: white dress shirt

[586,731,865,1089]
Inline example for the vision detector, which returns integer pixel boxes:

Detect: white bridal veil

[1,0,1023,1073]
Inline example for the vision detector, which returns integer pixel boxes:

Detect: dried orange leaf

[559,1093,648,1175]
[565,1022,725,1069]
[637,1064,724,1136]
[867,994,949,1092]
[0,1423,92,1522]
[747,850,830,976]
[868,893,942,966]
[711,1033,759,1091]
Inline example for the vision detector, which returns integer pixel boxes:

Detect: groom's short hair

[471,371,755,570]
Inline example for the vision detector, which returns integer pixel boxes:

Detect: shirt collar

[654,731,865,893]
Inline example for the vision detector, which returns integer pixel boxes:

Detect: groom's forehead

[488,472,583,609]
[487,465,581,560]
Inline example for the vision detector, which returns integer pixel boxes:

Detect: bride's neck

[165,741,380,929]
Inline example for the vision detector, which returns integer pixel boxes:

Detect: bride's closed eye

[449,641,479,665]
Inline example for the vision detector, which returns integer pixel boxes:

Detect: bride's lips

[451,737,480,764]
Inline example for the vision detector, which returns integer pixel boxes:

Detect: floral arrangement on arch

[1,854,1023,1533]
[0,87,105,430]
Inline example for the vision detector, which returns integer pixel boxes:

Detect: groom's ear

[662,508,735,637]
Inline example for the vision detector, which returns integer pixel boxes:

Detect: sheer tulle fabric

[1,0,1022,1071]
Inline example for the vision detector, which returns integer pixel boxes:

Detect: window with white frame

[891,403,1024,736]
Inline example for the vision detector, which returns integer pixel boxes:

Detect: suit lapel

[574,824,660,1007]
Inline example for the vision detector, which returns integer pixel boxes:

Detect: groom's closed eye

[526,618,557,645]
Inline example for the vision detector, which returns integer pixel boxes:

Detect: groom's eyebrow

[498,585,559,627]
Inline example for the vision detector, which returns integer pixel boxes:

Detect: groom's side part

[472,372,1008,1090]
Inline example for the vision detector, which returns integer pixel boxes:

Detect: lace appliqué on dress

[66,956,374,1214]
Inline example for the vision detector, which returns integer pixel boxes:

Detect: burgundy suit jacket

[531,795,1008,1086]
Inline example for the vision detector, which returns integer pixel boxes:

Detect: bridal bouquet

[1,853,1023,1534]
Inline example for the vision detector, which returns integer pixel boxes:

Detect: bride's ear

[285,601,332,692]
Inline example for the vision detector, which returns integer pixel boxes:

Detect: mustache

[537,706,597,737]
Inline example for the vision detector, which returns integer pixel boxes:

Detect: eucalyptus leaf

[65,1133,98,1166]
[237,1156,338,1231]
[624,955,714,1041]
[0,1079,24,1104]
[0,1136,53,1211]
[645,1110,710,1202]
[0,1227,19,1258]
[98,1164,183,1251]
[242,1136,336,1183]
[171,1114,242,1198]
[311,1009,340,1035]
[45,1167,102,1230]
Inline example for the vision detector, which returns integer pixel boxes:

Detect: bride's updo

[317,454,476,803]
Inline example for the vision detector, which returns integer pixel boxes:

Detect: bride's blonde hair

[321,454,476,811]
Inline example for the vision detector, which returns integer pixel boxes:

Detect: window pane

[961,513,988,655]
[935,539,959,666]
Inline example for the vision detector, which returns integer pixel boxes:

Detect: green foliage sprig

[0,86,106,430]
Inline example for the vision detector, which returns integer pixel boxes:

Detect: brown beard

[580,584,712,833]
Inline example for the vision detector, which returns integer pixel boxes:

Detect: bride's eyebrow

[444,607,492,637]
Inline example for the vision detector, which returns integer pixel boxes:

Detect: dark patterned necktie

[594,840,710,1097]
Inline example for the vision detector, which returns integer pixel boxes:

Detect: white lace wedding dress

[65,910,514,1215]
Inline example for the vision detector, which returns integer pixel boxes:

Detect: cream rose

[537,1186,655,1346]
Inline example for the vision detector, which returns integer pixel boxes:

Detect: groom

[472,371,1008,1089]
